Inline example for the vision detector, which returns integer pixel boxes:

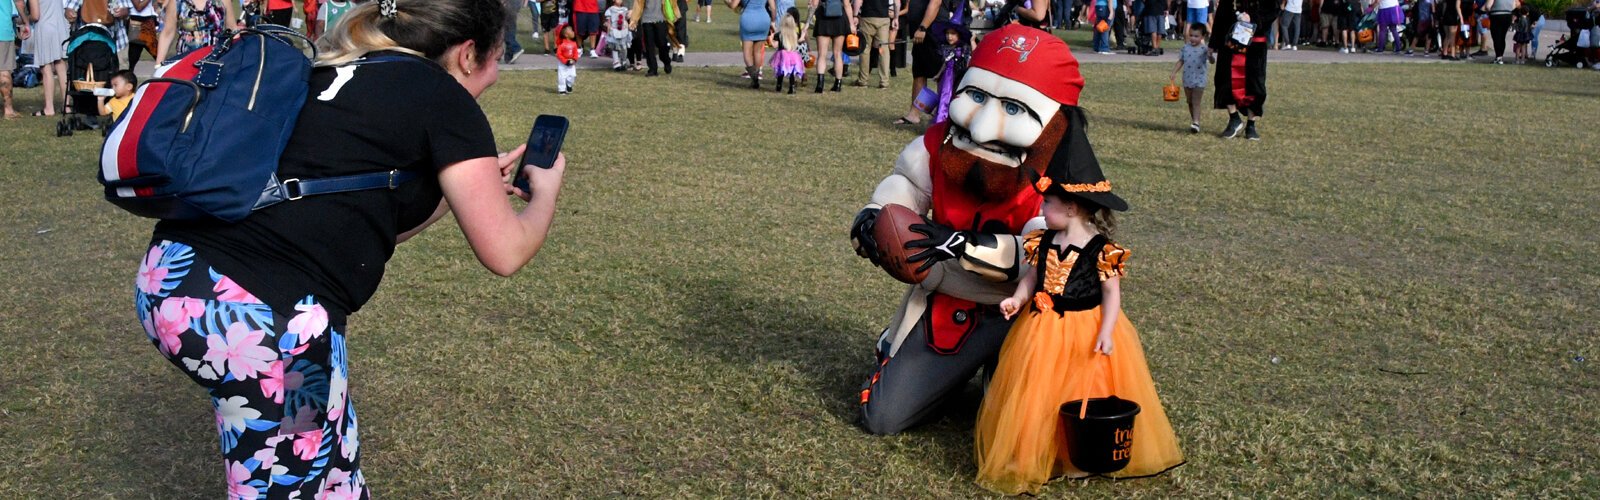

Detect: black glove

[850,207,882,264]
[905,219,971,273]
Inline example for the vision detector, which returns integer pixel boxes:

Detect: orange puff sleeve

[1021,230,1045,263]
[1097,242,1129,281]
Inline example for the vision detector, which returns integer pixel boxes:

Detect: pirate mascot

[851,24,1094,435]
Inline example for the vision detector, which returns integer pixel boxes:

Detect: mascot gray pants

[858,307,1012,435]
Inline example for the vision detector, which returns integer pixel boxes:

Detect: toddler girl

[604,0,633,70]
[974,141,1184,494]
[768,8,805,93]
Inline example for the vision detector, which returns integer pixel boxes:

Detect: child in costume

[604,0,633,70]
[974,116,1184,494]
[1169,23,1213,134]
[556,24,580,94]
[768,7,804,93]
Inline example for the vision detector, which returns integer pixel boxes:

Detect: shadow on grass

[1094,114,1184,135]
[662,276,868,425]
[660,275,991,477]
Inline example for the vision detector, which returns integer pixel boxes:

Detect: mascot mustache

[937,112,1068,202]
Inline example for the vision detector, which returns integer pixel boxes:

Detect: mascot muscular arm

[854,25,1089,436]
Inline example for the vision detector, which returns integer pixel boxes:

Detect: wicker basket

[71,66,105,92]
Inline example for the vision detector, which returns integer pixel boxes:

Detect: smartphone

[514,115,569,193]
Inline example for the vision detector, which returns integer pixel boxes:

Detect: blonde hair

[778,11,799,49]
[316,0,507,67]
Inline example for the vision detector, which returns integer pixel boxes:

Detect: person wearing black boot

[630,0,677,76]
[1210,0,1274,140]
[811,0,855,92]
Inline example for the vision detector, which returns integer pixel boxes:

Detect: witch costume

[973,110,1184,495]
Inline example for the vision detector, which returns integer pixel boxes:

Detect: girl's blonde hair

[778,8,800,49]
[316,0,507,67]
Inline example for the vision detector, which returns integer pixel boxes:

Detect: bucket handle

[1074,352,1117,419]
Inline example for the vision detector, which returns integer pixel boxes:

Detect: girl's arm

[223,0,239,31]
[999,270,1038,319]
[1095,276,1121,355]
[155,0,176,63]
[1017,0,1049,22]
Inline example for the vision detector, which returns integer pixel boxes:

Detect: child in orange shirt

[556,24,581,94]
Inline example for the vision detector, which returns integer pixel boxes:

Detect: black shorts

[265,8,292,27]
[815,15,851,37]
[911,40,941,78]
[575,12,602,37]
[541,13,560,32]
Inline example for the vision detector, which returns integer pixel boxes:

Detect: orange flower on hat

[1035,177,1052,193]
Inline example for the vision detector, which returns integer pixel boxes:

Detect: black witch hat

[1033,107,1129,212]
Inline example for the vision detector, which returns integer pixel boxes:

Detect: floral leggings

[135,240,368,499]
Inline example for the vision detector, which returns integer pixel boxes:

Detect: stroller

[1544,7,1597,68]
[56,23,120,137]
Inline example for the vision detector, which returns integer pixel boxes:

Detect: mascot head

[940,25,1104,206]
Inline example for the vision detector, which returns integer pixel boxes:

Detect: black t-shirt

[153,51,497,320]
[860,0,892,19]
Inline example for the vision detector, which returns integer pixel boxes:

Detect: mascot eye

[1003,102,1023,116]
[966,89,987,104]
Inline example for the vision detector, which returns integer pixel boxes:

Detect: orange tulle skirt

[974,305,1184,495]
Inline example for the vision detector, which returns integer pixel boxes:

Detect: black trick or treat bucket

[1059,396,1141,474]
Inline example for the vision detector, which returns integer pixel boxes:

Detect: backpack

[99,26,416,222]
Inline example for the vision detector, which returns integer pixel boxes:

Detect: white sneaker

[1339,47,1348,53]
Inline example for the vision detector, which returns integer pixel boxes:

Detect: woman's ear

[454,40,481,75]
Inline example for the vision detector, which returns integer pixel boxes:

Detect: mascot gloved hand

[850,207,883,265]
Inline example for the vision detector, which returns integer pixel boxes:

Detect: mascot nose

[964,103,1006,145]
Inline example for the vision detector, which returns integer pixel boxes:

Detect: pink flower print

[225,460,259,500]
[292,428,325,461]
[203,322,276,381]
[153,297,206,356]
[325,467,352,488]
[286,302,329,343]
[260,360,286,404]
[323,482,364,500]
[137,246,169,294]
[213,275,263,304]
[252,445,277,471]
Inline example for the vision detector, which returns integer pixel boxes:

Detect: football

[873,203,932,284]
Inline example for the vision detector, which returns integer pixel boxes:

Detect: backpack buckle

[194,59,226,88]
[387,170,400,188]
[281,178,304,200]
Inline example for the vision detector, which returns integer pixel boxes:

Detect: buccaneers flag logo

[997,34,1039,62]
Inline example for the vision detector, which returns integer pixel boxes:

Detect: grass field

[1,60,1597,497]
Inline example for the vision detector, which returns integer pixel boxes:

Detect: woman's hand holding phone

[516,153,566,203]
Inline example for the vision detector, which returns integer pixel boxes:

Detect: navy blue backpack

[98,26,414,222]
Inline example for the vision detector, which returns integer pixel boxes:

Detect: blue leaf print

[156,242,195,294]
[245,419,281,432]
[271,474,305,486]
[284,360,331,417]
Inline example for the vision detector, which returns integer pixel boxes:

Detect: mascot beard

[936,111,1068,203]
